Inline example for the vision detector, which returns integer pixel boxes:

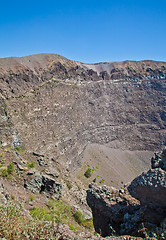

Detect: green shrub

[29,194,34,201]
[0,168,8,177]
[7,162,14,174]
[84,168,92,178]
[92,167,96,173]
[0,163,15,178]
[99,179,105,184]
[15,144,26,152]
[30,200,72,226]
[69,224,77,231]
[26,161,35,168]
[47,200,72,225]
[30,206,51,221]
[82,219,94,230]
[73,210,84,225]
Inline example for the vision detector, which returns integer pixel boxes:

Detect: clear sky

[0,0,166,63]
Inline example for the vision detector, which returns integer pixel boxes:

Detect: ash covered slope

[0,54,165,177]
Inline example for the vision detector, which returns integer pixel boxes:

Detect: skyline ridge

[0,53,165,64]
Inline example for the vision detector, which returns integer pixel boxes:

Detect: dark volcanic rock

[24,171,62,199]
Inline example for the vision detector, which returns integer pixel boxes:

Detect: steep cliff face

[0,54,165,180]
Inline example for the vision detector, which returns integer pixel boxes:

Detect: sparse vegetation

[30,200,72,227]
[65,179,73,190]
[26,161,35,168]
[99,178,105,184]
[0,202,57,239]
[48,199,72,225]
[82,219,94,230]
[0,168,8,177]
[73,210,84,225]
[7,162,15,174]
[30,206,51,221]
[15,144,26,152]
[69,224,77,231]
[84,168,92,178]
[29,194,34,201]
[0,162,15,178]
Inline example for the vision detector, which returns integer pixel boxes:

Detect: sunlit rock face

[0,54,165,172]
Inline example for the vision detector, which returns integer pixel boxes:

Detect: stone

[45,168,59,178]
[13,161,24,171]
[24,173,62,199]
[0,184,10,204]
[37,158,47,166]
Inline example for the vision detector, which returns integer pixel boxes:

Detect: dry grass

[0,202,58,239]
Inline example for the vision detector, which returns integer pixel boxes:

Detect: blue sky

[0,0,166,62]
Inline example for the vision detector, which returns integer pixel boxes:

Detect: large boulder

[128,168,166,208]
[87,183,142,237]
[24,171,62,199]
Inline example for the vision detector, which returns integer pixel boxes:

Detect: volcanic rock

[128,168,166,208]
[24,172,62,199]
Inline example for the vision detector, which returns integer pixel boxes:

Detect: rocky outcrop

[128,168,166,208]
[87,183,143,237]
[24,171,62,199]
[128,148,166,207]
[87,149,166,237]
[151,147,166,170]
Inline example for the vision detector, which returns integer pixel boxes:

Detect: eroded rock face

[87,149,166,237]
[87,183,143,237]
[24,171,62,199]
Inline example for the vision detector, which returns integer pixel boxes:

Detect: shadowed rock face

[0,54,165,172]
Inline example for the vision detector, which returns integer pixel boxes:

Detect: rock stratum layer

[0,54,165,175]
